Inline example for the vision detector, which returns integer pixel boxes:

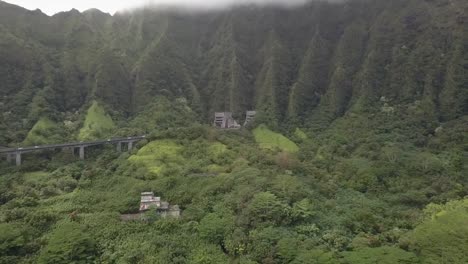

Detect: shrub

[37,221,98,264]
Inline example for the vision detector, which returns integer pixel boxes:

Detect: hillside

[0,0,467,263]
[0,0,467,143]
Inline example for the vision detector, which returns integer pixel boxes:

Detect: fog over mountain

[4,0,317,15]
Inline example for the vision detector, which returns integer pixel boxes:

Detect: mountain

[0,0,467,143]
[0,1,467,263]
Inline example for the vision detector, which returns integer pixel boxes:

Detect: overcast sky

[5,0,311,15]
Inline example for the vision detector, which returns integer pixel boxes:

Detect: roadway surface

[0,136,146,154]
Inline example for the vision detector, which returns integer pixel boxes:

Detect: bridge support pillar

[79,146,85,160]
[15,152,21,166]
[117,142,122,152]
[128,142,133,152]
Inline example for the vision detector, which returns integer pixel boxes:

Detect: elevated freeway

[1,136,146,166]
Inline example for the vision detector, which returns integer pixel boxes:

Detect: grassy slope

[78,101,115,141]
[128,140,184,175]
[23,117,62,146]
[128,139,231,177]
[253,124,299,153]
[0,116,466,263]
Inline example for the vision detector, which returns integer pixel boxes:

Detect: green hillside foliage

[23,117,64,146]
[128,138,234,179]
[0,111,466,262]
[78,101,115,141]
[128,140,184,176]
[253,124,299,153]
[288,30,330,121]
[37,221,97,264]
[128,97,198,135]
[405,198,468,263]
[341,246,419,264]
[0,0,466,138]
[93,49,132,113]
[0,0,467,263]
[294,128,308,141]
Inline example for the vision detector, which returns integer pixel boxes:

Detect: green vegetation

[0,113,467,262]
[253,124,299,153]
[342,246,419,264]
[129,140,184,175]
[406,198,468,264]
[128,138,234,178]
[23,117,64,146]
[1,0,466,144]
[37,221,97,264]
[78,101,115,141]
[0,0,467,263]
[294,128,308,141]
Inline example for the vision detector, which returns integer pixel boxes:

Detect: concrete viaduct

[0,136,146,166]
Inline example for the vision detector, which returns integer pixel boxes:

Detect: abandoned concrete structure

[213,112,241,129]
[139,192,180,217]
[214,111,256,129]
[120,192,180,221]
[244,111,256,126]
[157,202,181,218]
[139,192,161,211]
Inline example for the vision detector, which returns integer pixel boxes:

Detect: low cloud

[144,0,310,7]
[6,0,334,16]
[125,0,313,12]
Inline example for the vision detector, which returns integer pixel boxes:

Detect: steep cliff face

[0,0,467,141]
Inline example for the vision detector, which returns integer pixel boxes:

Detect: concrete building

[158,202,181,218]
[135,192,181,218]
[121,193,181,221]
[213,111,256,129]
[213,112,241,129]
[244,111,256,126]
[139,192,161,211]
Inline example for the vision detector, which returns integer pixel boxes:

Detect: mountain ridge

[0,0,467,143]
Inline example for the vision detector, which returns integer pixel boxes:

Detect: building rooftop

[123,192,181,220]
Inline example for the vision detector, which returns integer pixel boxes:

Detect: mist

[147,0,310,6]
[120,0,322,14]
[137,0,311,9]
[5,0,329,16]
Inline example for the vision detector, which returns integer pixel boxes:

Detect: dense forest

[0,0,467,263]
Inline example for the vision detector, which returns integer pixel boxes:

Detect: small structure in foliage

[158,203,181,218]
[213,111,256,129]
[244,111,256,126]
[139,192,161,211]
[213,112,241,129]
[120,192,181,221]
[139,192,180,217]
